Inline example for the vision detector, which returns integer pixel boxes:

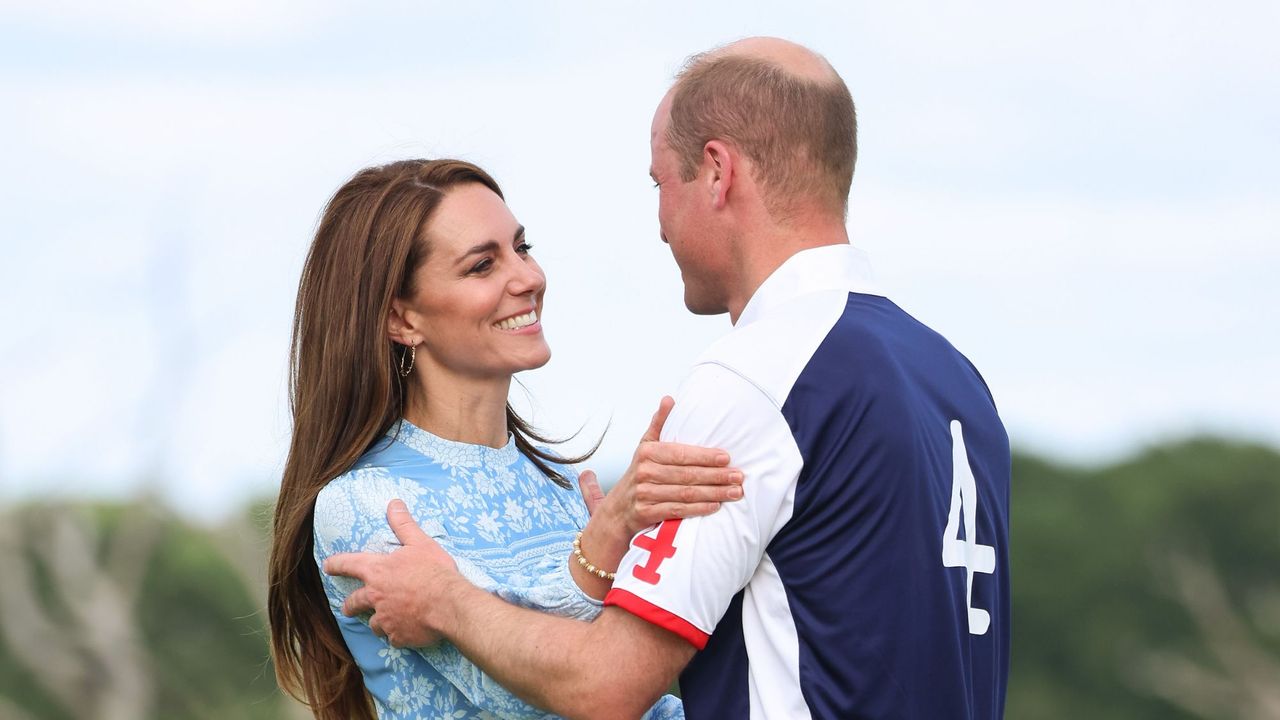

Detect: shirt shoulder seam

[691,359,784,410]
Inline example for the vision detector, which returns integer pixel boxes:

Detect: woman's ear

[387,297,416,346]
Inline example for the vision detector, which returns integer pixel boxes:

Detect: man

[328,37,1010,719]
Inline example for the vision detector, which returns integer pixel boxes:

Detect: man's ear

[703,140,734,210]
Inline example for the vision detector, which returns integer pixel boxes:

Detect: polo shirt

[605,244,1010,719]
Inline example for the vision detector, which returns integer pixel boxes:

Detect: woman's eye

[468,258,493,274]
[516,242,534,254]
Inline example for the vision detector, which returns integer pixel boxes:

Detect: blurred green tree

[0,500,298,720]
[0,437,1275,718]
[1008,438,1280,719]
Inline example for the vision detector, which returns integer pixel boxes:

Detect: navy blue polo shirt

[606,244,1010,719]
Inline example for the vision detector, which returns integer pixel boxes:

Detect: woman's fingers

[640,396,677,443]
[637,466,747,491]
[639,441,731,469]
[636,465,743,491]
[638,479,743,504]
[577,470,605,517]
[640,501,723,522]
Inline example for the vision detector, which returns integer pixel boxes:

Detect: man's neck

[726,220,850,324]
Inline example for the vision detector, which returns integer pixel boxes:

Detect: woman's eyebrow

[455,226,525,265]
[457,240,500,263]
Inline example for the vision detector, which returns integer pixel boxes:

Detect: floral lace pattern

[313,420,683,719]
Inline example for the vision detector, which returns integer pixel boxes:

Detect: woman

[268,159,740,719]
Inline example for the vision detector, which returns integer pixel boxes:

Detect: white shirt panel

[609,362,803,641]
[744,553,813,720]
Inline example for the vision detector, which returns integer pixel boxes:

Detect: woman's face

[399,182,550,382]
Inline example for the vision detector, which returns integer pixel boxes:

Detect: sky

[1,1,1277,522]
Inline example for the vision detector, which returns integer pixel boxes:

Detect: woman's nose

[509,258,545,297]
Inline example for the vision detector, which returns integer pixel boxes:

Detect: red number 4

[632,519,682,584]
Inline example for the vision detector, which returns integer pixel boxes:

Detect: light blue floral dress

[313,419,684,719]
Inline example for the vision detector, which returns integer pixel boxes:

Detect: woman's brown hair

[268,159,592,719]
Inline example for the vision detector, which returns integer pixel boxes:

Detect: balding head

[711,36,838,83]
[663,36,857,220]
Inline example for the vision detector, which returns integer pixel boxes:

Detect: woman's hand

[570,396,741,597]
[588,396,742,538]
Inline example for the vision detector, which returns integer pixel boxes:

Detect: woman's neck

[402,369,512,449]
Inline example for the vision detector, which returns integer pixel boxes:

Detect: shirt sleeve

[605,362,804,649]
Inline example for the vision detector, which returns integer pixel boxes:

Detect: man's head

[650,37,858,316]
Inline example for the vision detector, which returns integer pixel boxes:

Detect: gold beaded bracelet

[572,531,616,581]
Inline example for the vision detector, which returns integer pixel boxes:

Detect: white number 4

[942,420,996,635]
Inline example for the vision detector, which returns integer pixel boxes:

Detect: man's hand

[323,499,463,648]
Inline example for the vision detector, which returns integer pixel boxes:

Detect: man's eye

[516,242,534,254]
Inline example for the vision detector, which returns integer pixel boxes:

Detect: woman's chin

[521,348,552,371]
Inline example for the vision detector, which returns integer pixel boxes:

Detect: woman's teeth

[495,310,537,330]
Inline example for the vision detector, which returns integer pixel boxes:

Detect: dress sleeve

[488,546,604,621]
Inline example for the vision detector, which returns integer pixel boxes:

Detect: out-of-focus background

[2,2,1277,718]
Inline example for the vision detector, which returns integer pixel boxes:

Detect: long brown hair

[268,159,593,719]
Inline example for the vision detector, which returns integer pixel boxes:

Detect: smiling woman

[267,159,741,720]
[392,183,552,395]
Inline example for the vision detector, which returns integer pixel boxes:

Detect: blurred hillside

[0,437,1276,719]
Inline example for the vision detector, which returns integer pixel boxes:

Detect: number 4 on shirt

[942,420,996,636]
[632,519,683,584]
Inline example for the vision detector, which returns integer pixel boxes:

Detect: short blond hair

[666,52,857,218]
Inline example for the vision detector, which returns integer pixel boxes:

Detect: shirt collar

[735,244,882,327]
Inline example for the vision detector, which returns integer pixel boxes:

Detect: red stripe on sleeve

[604,588,710,650]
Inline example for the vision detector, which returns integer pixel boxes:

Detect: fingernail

[729,471,743,484]
[717,454,731,465]
[728,486,743,499]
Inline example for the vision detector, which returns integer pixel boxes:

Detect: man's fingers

[386,499,430,546]
[324,553,368,582]
[643,442,731,469]
[344,587,373,617]
[640,396,676,443]
[577,470,605,516]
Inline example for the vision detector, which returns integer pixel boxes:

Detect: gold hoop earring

[398,342,416,377]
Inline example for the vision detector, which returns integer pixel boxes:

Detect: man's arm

[330,366,794,715]
[328,502,694,720]
[436,579,693,719]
